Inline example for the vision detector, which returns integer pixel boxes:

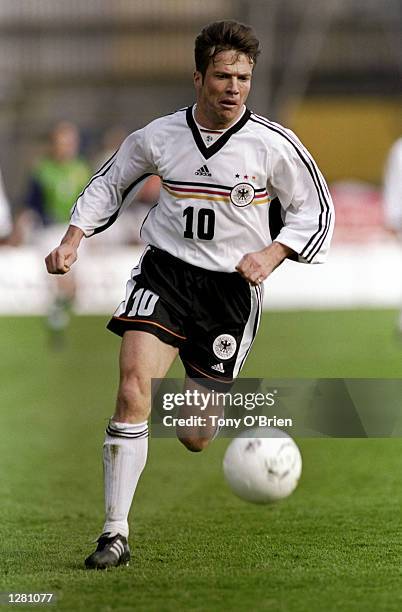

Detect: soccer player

[19,121,91,346]
[45,20,334,569]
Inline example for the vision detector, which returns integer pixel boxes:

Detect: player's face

[194,50,253,130]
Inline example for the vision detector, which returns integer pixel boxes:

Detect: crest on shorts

[212,334,237,360]
[230,183,255,207]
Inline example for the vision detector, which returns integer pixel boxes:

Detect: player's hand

[236,242,295,286]
[45,243,77,275]
[236,250,271,286]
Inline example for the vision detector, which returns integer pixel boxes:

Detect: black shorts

[107,246,262,385]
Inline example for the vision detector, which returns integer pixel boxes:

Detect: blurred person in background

[17,120,92,346]
[383,137,402,335]
[0,167,13,244]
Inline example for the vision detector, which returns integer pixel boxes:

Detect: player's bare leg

[103,330,177,534]
[176,376,225,452]
[85,331,178,569]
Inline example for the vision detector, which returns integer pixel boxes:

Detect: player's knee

[116,375,150,421]
[178,436,211,452]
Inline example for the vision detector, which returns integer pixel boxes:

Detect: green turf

[1,310,402,612]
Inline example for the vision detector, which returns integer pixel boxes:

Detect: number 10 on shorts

[128,287,159,317]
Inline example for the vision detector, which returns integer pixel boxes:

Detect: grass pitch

[1,310,402,611]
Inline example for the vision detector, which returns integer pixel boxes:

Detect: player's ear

[193,70,203,89]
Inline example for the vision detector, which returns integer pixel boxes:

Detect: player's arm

[265,133,334,265]
[45,224,84,275]
[45,127,155,274]
[70,128,155,238]
[236,241,295,285]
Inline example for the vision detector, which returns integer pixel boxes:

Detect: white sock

[211,407,225,441]
[102,419,148,538]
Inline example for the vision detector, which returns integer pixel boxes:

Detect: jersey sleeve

[383,138,402,232]
[70,126,155,237]
[269,132,334,264]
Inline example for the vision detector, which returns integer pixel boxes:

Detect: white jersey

[384,137,402,232]
[71,105,334,272]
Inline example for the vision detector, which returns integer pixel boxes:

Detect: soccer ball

[222,427,302,503]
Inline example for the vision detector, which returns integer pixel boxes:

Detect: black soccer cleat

[84,533,130,570]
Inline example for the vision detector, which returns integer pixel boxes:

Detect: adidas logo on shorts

[211,363,225,373]
[195,164,212,177]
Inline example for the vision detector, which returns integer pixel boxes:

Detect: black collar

[186,105,251,160]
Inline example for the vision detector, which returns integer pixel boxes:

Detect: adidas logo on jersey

[211,363,225,373]
[195,165,212,177]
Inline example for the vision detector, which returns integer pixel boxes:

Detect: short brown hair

[194,20,261,77]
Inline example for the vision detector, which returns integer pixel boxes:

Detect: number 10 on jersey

[183,206,215,240]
